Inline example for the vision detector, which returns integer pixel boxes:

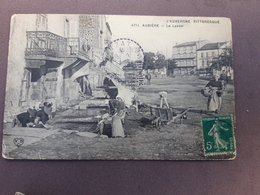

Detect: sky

[106,15,232,58]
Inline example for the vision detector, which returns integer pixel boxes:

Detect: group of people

[96,72,227,138]
[15,102,53,128]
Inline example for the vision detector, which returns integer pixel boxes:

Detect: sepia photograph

[2,14,236,160]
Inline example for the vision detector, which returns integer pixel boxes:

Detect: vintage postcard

[2,14,236,160]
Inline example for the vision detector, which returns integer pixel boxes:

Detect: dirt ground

[6,76,235,160]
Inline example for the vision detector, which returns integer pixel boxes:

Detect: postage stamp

[202,115,236,156]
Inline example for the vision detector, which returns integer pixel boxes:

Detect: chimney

[197,39,201,49]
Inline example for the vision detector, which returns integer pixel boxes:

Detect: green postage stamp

[202,115,236,156]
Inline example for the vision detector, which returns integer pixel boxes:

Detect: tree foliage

[143,52,156,70]
[155,52,166,69]
[211,48,233,70]
[166,59,177,76]
[167,59,177,70]
[144,52,168,70]
[219,48,233,68]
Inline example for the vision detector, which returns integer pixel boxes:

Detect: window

[177,47,180,51]
[202,60,204,67]
[201,53,204,58]
[183,47,186,51]
[184,52,187,57]
[206,52,209,57]
[36,14,48,31]
[212,52,215,57]
[190,46,193,50]
[42,17,45,27]
[69,21,77,37]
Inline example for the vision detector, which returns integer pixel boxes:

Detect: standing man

[147,73,151,85]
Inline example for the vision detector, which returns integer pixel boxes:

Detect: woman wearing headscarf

[205,74,223,114]
[34,102,53,125]
[111,97,125,138]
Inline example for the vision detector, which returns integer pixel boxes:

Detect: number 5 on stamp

[202,115,236,156]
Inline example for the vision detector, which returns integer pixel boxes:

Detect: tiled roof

[197,42,226,51]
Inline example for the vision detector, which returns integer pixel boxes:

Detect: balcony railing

[66,38,90,59]
[25,31,67,58]
[25,31,89,59]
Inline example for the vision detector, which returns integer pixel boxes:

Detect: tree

[166,59,177,76]
[144,52,156,70]
[144,52,169,70]
[219,47,233,68]
[155,52,166,69]
[211,47,233,70]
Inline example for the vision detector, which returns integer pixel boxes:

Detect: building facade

[5,14,112,120]
[172,40,209,75]
[196,42,228,70]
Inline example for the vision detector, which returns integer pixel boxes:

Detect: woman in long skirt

[206,74,223,114]
[112,109,125,138]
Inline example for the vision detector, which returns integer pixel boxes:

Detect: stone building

[196,42,229,69]
[5,14,112,120]
[196,41,232,77]
[172,40,209,75]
